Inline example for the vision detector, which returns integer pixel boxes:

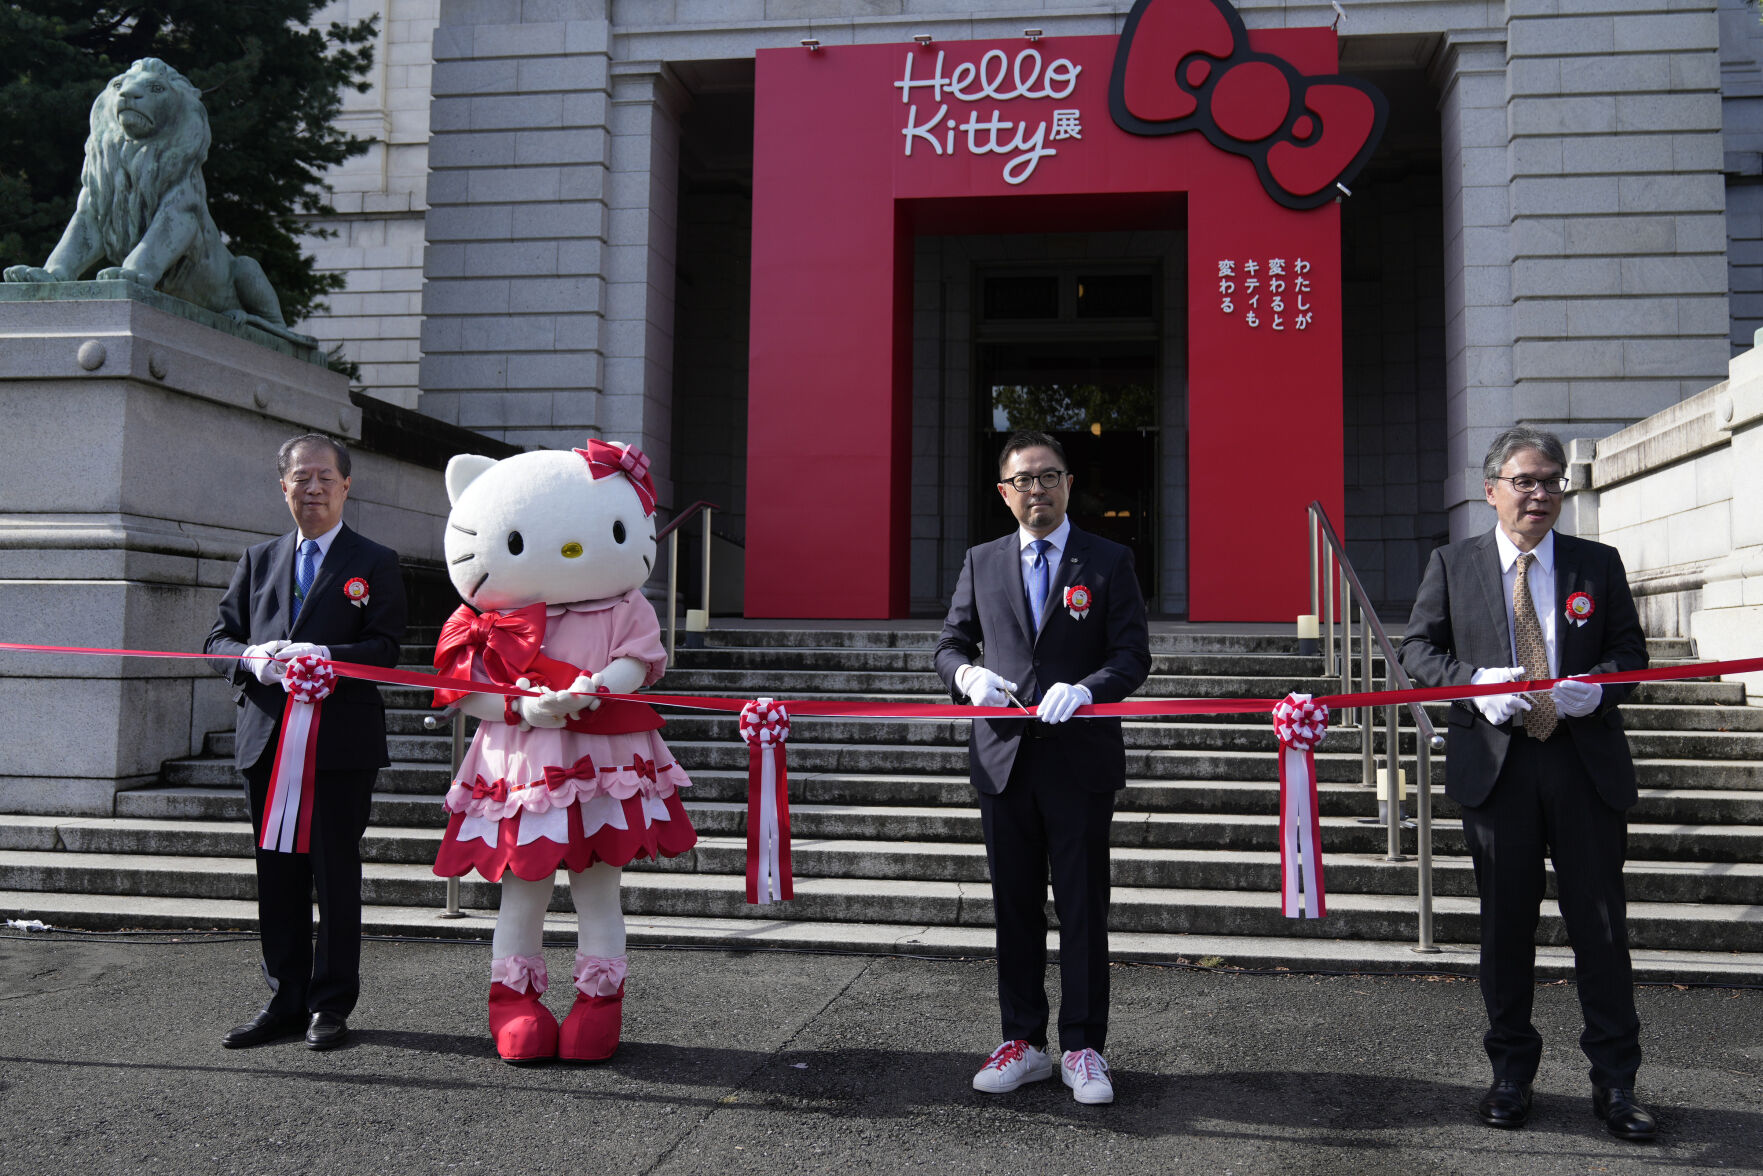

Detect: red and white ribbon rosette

[739,697,794,904]
[259,653,337,854]
[1565,591,1594,628]
[1064,584,1092,620]
[343,576,370,608]
[1271,692,1329,919]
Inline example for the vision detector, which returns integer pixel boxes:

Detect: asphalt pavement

[1,930,1759,1175]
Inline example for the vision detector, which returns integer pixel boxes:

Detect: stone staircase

[4,626,1762,982]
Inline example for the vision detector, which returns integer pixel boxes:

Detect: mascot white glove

[279,642,330,662]
[511,677,569,729]
[1037,681,1092,725]
[242,641,290,685]
[956,665,1017,708]
[1471,666,1533,726]
[1551,676,1603,718]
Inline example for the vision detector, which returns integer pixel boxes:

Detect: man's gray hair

[1482,426,1565,482]
[277,434,352,479]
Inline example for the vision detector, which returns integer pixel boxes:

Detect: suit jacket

[204,524,408,772]
[935,525,1151,795]
[1397,528,1647,810]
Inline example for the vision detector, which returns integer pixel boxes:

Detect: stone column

[418,1,613,453]
[1431,32,1513,539]
[602,60,689,507]
[1507,0,1729,461]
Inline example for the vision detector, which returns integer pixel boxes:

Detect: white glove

[279,642,330,662]
[586,657,649,712]
[1470,666,1532,726]
[242,641,290,685]
[511,677,568,729]
[1037,681,1092,725]
[956,664,1017,708]
[1551,676,1603,718]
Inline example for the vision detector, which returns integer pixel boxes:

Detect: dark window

[982,274,1060,320]
[1075,273,1155,319]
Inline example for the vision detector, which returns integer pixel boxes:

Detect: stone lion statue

[4,58,309,343]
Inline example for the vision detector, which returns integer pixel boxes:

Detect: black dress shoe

[1593,1086,1658,1141]
[222,1007,304,1049]
[1477,1079,1533,1128]
[306,1011,349,1051]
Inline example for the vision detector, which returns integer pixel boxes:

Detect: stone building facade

[298,0,1763,617]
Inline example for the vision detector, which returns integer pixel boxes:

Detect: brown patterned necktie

[1512,552,1558,740]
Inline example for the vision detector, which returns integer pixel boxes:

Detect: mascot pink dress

[430,441,694,1063]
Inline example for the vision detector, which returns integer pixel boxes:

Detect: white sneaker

[1061,1047,1114,1105]
[972,1039,1053,1093]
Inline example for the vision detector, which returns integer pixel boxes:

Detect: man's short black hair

[277,434,352,479]
[997,429,1067,477]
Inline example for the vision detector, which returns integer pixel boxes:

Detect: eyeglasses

[998,470,1068,493]
[1493,475,1568,495]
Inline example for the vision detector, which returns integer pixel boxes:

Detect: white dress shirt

[1019,517,1071,618]
[1493,527,1557,676]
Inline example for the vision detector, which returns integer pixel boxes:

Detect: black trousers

[1460,729,1641,1088]
[979,760,1115,1053]
[243,758,376,1018]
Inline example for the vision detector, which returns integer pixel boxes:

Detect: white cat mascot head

[443,441,659,612]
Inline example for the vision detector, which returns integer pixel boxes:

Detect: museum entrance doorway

[973,266,1162,604]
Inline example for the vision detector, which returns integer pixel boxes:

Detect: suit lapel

[268,532,298,640]
[1470,530,1510,665]
[996,534,1036,646]
[1552,533,1579,674]
[1039,528,1088,640]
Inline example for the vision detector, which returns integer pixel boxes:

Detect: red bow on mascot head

[574,440,658,518]
[1108,0,1388,210]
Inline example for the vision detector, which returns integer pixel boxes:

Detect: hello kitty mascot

[430,441,694,1064]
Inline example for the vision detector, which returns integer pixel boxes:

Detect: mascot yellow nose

[561,542,583,559]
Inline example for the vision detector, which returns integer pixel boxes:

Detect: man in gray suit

[1399,426,1654,1140]
[935,430,1150,1106]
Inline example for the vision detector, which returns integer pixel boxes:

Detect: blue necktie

[292,539,319,622]
[1026,539,1051,631]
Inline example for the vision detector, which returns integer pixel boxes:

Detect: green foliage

[0,1,376,325]
[991,382,1157,434]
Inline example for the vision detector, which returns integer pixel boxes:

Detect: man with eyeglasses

[935,429,1150,1106]
[1399,426,1654,1140]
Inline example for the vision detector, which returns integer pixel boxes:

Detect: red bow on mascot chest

[432,602,579,705]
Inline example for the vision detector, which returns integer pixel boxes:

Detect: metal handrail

[1307,501,1446,953]
[422,703,469,918]
[658,500,721,665]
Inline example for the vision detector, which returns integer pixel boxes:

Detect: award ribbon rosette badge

[739,698,794,905]
[1064,584,1092,620]
[1565,591,1595,628]
[343,576,371,608]
[1271,693,1329,919]
[259,653,338,854]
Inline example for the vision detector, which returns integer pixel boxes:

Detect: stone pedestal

[0,282,361,814]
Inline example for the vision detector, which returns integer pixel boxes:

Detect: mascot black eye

[506,530,524,555]
[612,520,627,545]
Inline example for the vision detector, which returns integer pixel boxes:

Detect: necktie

[1512,552,1558,740]
[292,539,319,623]
[1026,539,1051,632]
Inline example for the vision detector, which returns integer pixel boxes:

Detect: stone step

[9,816,1762,907]
[114,777,1763,835]
[45,793,1763,863]
[2,849,1757,951]
[365,675,1750,714]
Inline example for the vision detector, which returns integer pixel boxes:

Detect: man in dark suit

[1399,426,1655,1141]
[205,434,406,1051]
[935,429,1151,1106]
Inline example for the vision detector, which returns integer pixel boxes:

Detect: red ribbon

[738,699,793,904]
[258,655,336,854]
[469,775,509,804]
[631,753,657,784]
[541,755,596,793]
[574,440,658,517]
[432,603,550,705]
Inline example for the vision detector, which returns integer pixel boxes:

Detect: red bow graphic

[631,754,657,784]
[1109,0,1387,210]
[543,754,597,792]
[432,603,549,705]
[574,440,658,517]
[470,776,509,804]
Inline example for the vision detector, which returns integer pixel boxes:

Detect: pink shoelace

[1065,1048,1107,1082]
